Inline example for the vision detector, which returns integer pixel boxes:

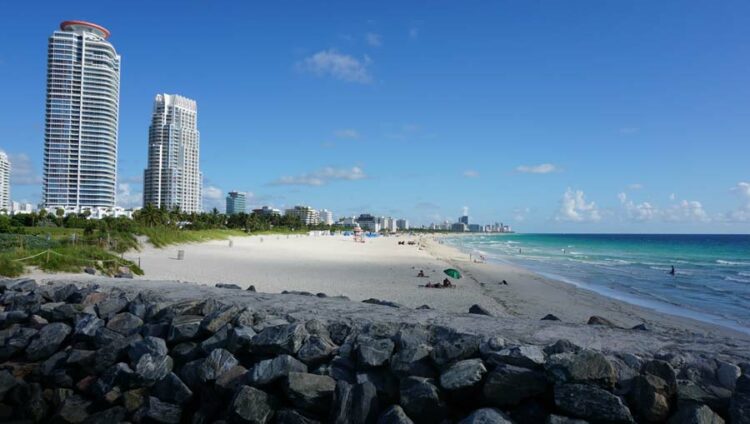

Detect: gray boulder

[546,350,617,389]
[283,372,336,414]
[230,385,277,424]
[167,315,203,343]
[95,294,129,320]
[730,374,750,424]
[199,323,232,353]
[298,334,338,364]
[439,358,487,391]
[55,394,92,423]
[399,376,447,424]
[430,330,480,366]
[227,325,257,352]
[668,403,724,424]
[135,354,174,386]
[357,336,395,368]
[377,405,414,424]
[250,323,308,355]
[554,384,634,424]
[483,364,548,407]
[641,360,677,394]
[200,305,240,334]
[27,322,71,361]
[546,415,589,424]
[248,354,308,386]
[488,345,546,369]
[458,408,513,424]
[128,336,168,364]
[145,396,182,424]
[628,374,671,422]
[199,348,239,382]
[716,361,740,390]
[276,409,321,424]
[468,304,493,316]
[152,372,193,405]
[106,312,143,335]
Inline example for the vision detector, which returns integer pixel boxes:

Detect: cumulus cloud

[555,188,601,222]
[270,166,367,186]
[202,185,224,211]
[722,182,750,222]
[7,153,41,185]
[516,163,560,174]
[117,183,142,209]
[334,129,360,139]
[463,170,480,178]
[297,50,373,84]
[618,192,658,222]
[365,32,382,47]
[664,200,710,223]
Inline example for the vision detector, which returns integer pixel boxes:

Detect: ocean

[443,233,750,334]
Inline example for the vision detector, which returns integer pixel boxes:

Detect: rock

[468,304,492,316]
[276,409,321,424]
[587,315,618,327]
[200,323,232,353]
[554,384,634,424]
[668,403,724,424]
[717,361,740,390]
[439,358,487,391]
[144,397,182,423]
[27,322,71,360]
[128,336,168,363]
[41,350,69,376]
[628,374,671,422]
[247,285,256,292]
[631,323,649,331]
[0,310,28,324]
[152,373,193,405]
[541,314,561,321]
[0,370,18,400]
[730,374,750,424]
[122,388,147,412]
[248,354,308,386]
[29,314,48,328]
[93,326,123,348]
[331,381,380,424]
[81,406,126,424]
[416,305,431,310]
[55,394,92,423]
[229,385,276,424]
[94,334,140,373]
[167,315,203,343]
[199,348,239,382]
[331,380,353,424]
[92,363,134,400]
[234,308,256,327]
[546,415,589,424]
[482,364,548,407]
[227,325,257,352]
[544,339,581,356]
[200,305,240,334]
[488,345,546,369]
[171,342,200,364]
[250,323,308,355]
[135,354,173,386]
[216,283,242,289]
[0,326,37,360]
[178,359,203,390]
[328,321,352,345]
[283,372,336,414]
[377,405,414,424]
[106,312,143,335]
[641,360,677,394]
[458,408,513,424]
[95,294,129,320]
[298,335,338,364]
[356,370,399,405]
[399,377,447,424]
[357,336,395,368]
[479,336,506,357]
[362,298,402,308]
[66,349,95,366]
[430,330,480,366]
[84,267,96,275]
[391,343,435,378]
[546,350,617,389]
[216,365,248,393]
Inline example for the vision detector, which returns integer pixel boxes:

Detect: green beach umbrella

[443,268,462,279]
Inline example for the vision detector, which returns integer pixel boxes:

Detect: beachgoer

[501,280,508,285]
[669,266,676,276]
[417,270,425,277]
[442,278,452,288]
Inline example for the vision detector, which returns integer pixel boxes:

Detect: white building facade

[320,209,334,225]
[43,21,121,211]
[285,205,320,225]
[0,152,9,213]
[143,94,203,213]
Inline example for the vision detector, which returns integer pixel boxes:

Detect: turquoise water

[444,234,750,334]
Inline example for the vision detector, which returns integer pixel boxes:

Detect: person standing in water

[669,266,676,276]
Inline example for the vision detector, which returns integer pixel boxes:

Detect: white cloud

[618,192,658,222]
[516,163,560,174]
[116,183,142,209]
[722,182,750,222]
[664,200,710,223]
[463,170,480,178]
[297,50,373,84]
[462,206,469,216]
[732,182,750,201]
[334,129,360,139]
[555,188,601,222]
[627,183,643,190]
[271,166,367,186]
[203,185,224,211]
[669,193,676,201]
[365,32,382,47]
[7,153,41,185]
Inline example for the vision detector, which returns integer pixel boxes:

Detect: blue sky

[1,1,749,232]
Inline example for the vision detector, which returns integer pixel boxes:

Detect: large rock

[227,325,257,352]
[546,350,617,389]
[390,343,435,378]
[94,334,141,373]
[248,354,308,386]
[351,381,380,424]
[357,336,395,368]
[668,403,724,424]
[488,345,545,369]
[55,394,92,423]
[135,354,174,386]
[92,363,134,400]
[554,384,634,424]
[730,374,750,424]
[230,385,277,424]
[167,315,203,343]
[199,348,239,382]
[377,405,414,424]
[200,305,240,334]
[27,322,71,361]
[95,294,129,320]
[250,323,308,356]
[216,365,248,393]
[439,358,487,391]
[430,330,480,366]
[546,415,589,424]
[145,396,182,424]
[641,360,677,394]
[298,334,338,364]
[482,364,548,407]
[128,336,168,364]
[199,323,232,353]
[82,406,126,424]
[275,409,321,424]
[0,370,18,400]
[628,374,671,422]
[399,377,447,424]
[458,408,513,424]
[152,373,193,405]
[106,312,143,336]
[716,361,740,390]
[283,372,336,414]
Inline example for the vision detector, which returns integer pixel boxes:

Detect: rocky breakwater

[0,278,749,423]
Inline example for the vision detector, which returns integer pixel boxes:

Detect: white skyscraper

[143,94,203,213]
[0,152,9,213]
[43,21,121,210]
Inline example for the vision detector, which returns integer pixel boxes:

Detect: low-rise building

[396,219,409,231]
[252,206,281,217]
[285,205,320,225]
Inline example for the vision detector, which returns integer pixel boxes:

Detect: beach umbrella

[443,268,462,279]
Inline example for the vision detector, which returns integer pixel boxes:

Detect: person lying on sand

[442,278,453,288]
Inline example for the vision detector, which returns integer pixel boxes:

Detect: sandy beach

[27,233,750,343]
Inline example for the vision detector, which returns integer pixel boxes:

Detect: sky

[1,0,749,233]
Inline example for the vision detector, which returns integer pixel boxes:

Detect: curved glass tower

[43,21,121,210]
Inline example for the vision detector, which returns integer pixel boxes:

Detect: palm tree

[136,204,165,227]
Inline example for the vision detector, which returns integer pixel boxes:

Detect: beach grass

[0,245,144,277]
[140,227,248,248]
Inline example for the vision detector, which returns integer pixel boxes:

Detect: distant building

[320,209,334,225]
[451,223,468,232]
[252,206,281,217]
[143,94,202,213]
[336,216,358,227]
[357,214,381,232]
[459,215,469,225]
[10,202,33,215]
[396,219,409,230]
[468,224,483,232]
[382,217,397,233]
[0,152,9,213]
[285,205,320,225]
[225,191,246,215]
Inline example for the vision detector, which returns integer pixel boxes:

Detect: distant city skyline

[2,2,749,232]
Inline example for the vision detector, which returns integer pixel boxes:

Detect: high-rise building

[225,191,246,215]
[459,215,469,225]
[143,94,202,213]
[43,21,121,210]
[320,209,334,225]
[0,152,9,213]
[284,205,320,225]
[396,219,409,230]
